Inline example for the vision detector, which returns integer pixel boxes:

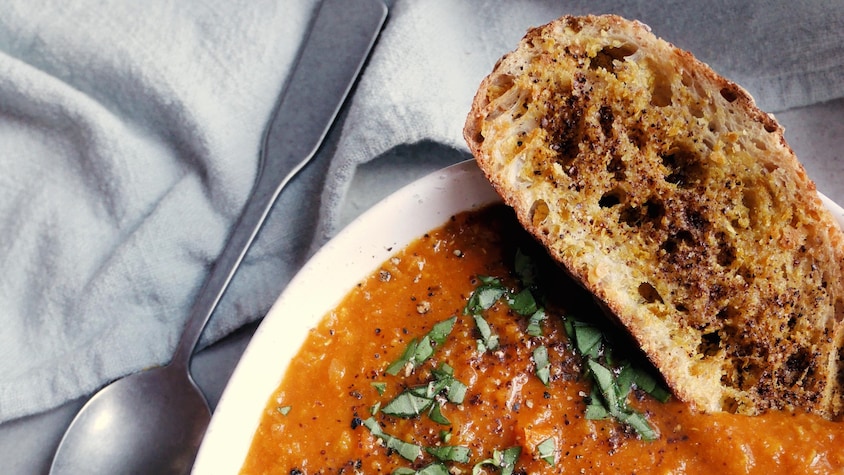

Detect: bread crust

[465,14,844,418]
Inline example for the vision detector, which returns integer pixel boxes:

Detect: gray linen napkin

[0,0,842,422]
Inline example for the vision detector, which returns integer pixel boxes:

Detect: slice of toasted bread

[464,14,844,419]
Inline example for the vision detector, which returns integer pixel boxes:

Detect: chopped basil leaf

[386,317,456,375]
[572,322,603,359]
[473,313,499,352]
[381,391,433,418]
[563,318,575,340]
[370,401,381,416]
[587,359,622,413]
[629,366,671,403]
[533,345,551,386]
[386,338,420,376]
[412,337,435,366]
[417,464,450,475]
[514,248,538,289]
[464,279,506,315]
[276,406,291,416]
[507,288,537,316]
[472,447,521,475]
[426,445,471,463]
[439,430,451,443]
[428,317,456,345]
[615,364,636,399]
[382,365,467,424]
[371,382,387,395]
[536,437,555,466]
[362,417,422,461]
[585,401,610,420]
[585,359,660,440]
[446,378,467,404]
[393,463,450,475]
[427,402,450,425]
[618,410,659,441]
[432,362,454,377]
[525,309,546,337]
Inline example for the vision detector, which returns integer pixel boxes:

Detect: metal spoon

[49,1,386,473]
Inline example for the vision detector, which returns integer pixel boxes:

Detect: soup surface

[241,205,844,474]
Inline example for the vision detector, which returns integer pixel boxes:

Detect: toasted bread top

[465,14,844,418]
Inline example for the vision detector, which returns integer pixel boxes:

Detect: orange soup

[241,205,844,474]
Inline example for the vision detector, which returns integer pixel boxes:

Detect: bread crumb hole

[599,189,624,208]
[589,43,638,73]
[720,87,738,103]
[607,155,626,180]
[698,331,722,357]
[681,70,694,87]
[717,241,737,267]
[737,265,755,283]
[486,73,515,102]
[662,230,694,254]
[530,199,550,227]
[486,78,525,122]
[763,162,779,173]
[620,199,664,228]
[638,282,663,304]
[741,189,763,223]
[661,146,704,188]
[717,305,739,321]
[650,65,673,107]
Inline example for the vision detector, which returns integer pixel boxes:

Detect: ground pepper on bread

[464,14,844,419]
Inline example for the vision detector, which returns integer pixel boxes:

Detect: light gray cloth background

[0,0,842,427]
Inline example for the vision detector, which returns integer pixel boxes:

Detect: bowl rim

[192,159,501,473]
[192,158,844,473]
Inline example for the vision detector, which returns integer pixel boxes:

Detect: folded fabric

[0,0,318,421]
[1,0,843,423]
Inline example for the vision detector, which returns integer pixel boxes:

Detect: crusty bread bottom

[465,15,844,419]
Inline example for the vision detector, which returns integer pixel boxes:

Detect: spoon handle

[171,0,387,369]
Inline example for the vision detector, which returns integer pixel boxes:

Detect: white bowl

[192,160,501,474]
[192,159,844,474]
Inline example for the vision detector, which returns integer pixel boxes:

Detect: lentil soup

[241,205,844,474]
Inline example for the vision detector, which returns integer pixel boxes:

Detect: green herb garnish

[372,381,387,395]
[585,359,660,440]
[276,405,291,416]
[506,288,537,315]
[393,463,450,475]
[514,248,538,289]
[525,308,546,337]
[381,363,466,425]
[426,445,472,463]
[381,390,435,418]
[570,321,603,359]
[464,277,507,314]
[536,437,555,466]
[533,345,551,386]
[472,446,521,475]
[362,417,422,461]
[386,316,456,375]
[472,313,499,352]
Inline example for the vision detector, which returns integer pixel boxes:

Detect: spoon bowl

[47,1,386,473]
[50,363,210,474]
